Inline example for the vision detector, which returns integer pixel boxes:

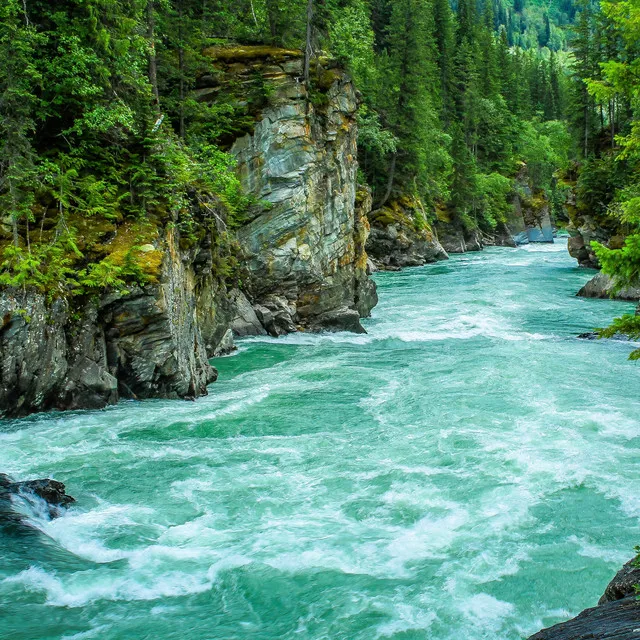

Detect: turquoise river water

[1,241,640,640]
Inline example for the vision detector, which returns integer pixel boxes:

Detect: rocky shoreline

[528,558,640,639]
[0,48,560,418]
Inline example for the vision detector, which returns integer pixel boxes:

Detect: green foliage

[517,119,571,193]
[598,314,640,360]
[593,235,640,291]
[328,0,378,92]
[566,0,640,353]
[476,172,513,228]
[0,0,577,300]
[0,0,252,296]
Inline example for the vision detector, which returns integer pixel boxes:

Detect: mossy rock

[315,68,342,91]
[203,45,303,63]
[97,221,163,283]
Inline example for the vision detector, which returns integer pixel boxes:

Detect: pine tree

[433,0,456,124]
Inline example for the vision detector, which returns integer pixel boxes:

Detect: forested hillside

[2,0,640,349]
[0,0,572,293]
[563,0,640,356]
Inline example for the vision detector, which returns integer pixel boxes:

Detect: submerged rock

[528,558,640,640]
[0,474,75,523]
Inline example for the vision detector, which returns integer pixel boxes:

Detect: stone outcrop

[203,46,377,334]
[367,196,449,268]
[0,474,75,524]
[0,47,378,417]
[482,222,518,248]
[561,167,623,269]
[509,163,554,245]
[528,558,640,640]
[567,229,623,270]
[577,272,640,301]
[437,223,483,254]
[0,226,220,418]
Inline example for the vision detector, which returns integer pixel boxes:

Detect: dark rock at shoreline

[528,557,640,639]
[438,224,482,254]
[366,197,449,268]
[599,558,640,605]
[577,272,640,301]
[577,332,599,340]
[577,332,633,342]
[528,597,640,640]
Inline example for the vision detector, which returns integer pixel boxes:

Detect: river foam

[1,241,639,640]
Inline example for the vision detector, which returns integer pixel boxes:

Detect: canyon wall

[0,48,377,418]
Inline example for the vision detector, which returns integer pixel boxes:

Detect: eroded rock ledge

[0,47,378,418]
[528,558,640,640]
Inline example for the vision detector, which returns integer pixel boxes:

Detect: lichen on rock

[367,196,449,268]
[201,46,378,333]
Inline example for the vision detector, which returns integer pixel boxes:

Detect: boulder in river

[577,272,640,301]
[0,473,75,522]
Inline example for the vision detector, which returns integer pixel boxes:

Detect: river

[1,241,639,640]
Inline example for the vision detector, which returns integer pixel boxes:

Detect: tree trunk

[303,0,314,85]
[249,0,259,26]
[147,0,160,113]
[178,0,185,138]
[266,0,279,42]
[610,99,615,149]
[21,0,30,26]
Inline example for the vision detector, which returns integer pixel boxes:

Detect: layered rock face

[509,164,554,245]
[528,558,640,639]
[203,47,377,334]
[0,227,220,417]
[0,48,377,417]
[566,209,622,269]
[562,170,623,269]
[437,222,484,254]
[367,197,449,268]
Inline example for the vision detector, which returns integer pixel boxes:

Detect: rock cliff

[0,225,221,417]
[509,164,554,245]
[203,46,377,334]
[561,167,624,269]
[0,47,377,417]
